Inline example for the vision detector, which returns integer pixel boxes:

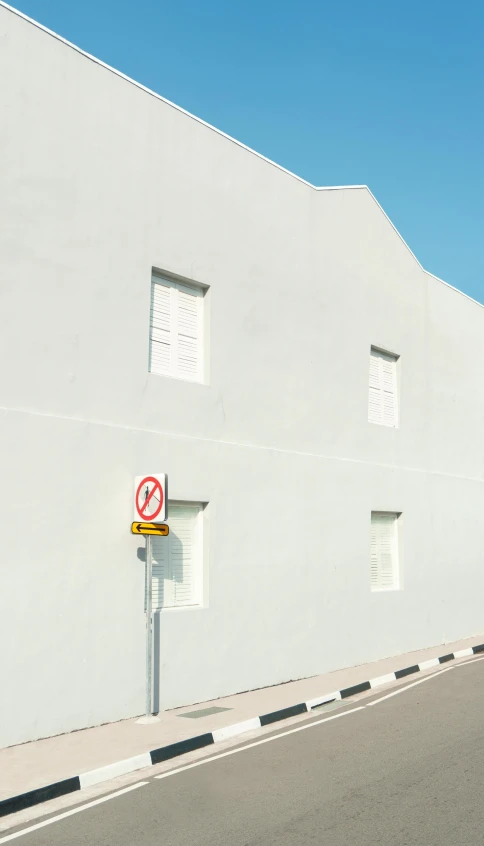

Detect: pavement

[1,633,483,811]
[2,650,483,844]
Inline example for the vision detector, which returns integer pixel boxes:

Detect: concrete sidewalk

[2,633,483,803]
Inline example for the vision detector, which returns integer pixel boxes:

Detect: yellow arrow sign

[131,522,169,536]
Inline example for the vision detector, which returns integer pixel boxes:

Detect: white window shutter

[370,520,380,588]
[368,353,383,425]
[150,275,203,382]
[381,356,397,426]
[169,506,198,607]
[148,504,202,610]
[371,512,399,591]
[175,286,202,381]
[368,349,398,427]
[150,281,172,376]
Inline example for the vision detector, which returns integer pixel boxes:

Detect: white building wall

[0,3,483,747]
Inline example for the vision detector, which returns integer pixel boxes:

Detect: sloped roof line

[2,0,481,311]
[357,187,423,268]
[424,272,484,310]
[0,1,338,193]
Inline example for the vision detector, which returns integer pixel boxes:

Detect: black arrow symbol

[136,524,166,533]
[138,523,156,532]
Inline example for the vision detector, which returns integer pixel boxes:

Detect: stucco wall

[1,4,483,748]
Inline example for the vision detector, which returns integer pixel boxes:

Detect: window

[368,348,398,427]
[370,512,400,591]
[150,273,204,382]
[149,503,203,610]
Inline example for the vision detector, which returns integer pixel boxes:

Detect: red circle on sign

[136,477,163,521]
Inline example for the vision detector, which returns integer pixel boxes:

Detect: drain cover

[177,706,232,719]
[312,699,352,713]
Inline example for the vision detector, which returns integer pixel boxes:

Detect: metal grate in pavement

[177,706,233,719]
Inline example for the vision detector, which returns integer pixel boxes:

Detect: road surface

[3,658,484,845]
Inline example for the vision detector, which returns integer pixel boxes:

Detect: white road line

[367,666,453,706]
[0,782,149,844]
[453,655,484,667]
[155,663,463,782]
[4,657,479,840]
[154,707,366,781]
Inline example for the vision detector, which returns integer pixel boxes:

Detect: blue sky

[10,0,484,303]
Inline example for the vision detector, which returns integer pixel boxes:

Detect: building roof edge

[2,1,481,312]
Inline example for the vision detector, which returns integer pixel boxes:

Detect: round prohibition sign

[136,476,164,522]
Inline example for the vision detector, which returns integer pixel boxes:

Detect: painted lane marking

[0,782,148,844]
[367,666,453,706]
[3,657,478,839]
[454,655,484,667]
[155,663,460,783]
[154,707,366,781]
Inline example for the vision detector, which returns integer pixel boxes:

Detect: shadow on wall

[138,534,187,714]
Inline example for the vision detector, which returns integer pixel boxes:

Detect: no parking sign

[134,474,167,524]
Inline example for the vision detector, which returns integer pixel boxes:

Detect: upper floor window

[150,273,204,382]
[368,347,398,427]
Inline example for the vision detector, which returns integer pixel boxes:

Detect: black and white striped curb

[1,643,482,818]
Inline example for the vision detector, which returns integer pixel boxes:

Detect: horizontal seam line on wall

[1,405,483,485]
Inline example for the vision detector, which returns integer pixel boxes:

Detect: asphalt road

[5,658,484,845]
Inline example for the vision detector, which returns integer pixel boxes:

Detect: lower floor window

[371,511,400,591]
[148,502,204,609]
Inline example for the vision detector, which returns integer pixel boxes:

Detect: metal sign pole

[134,473,167,725]
[145,534,153,718]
